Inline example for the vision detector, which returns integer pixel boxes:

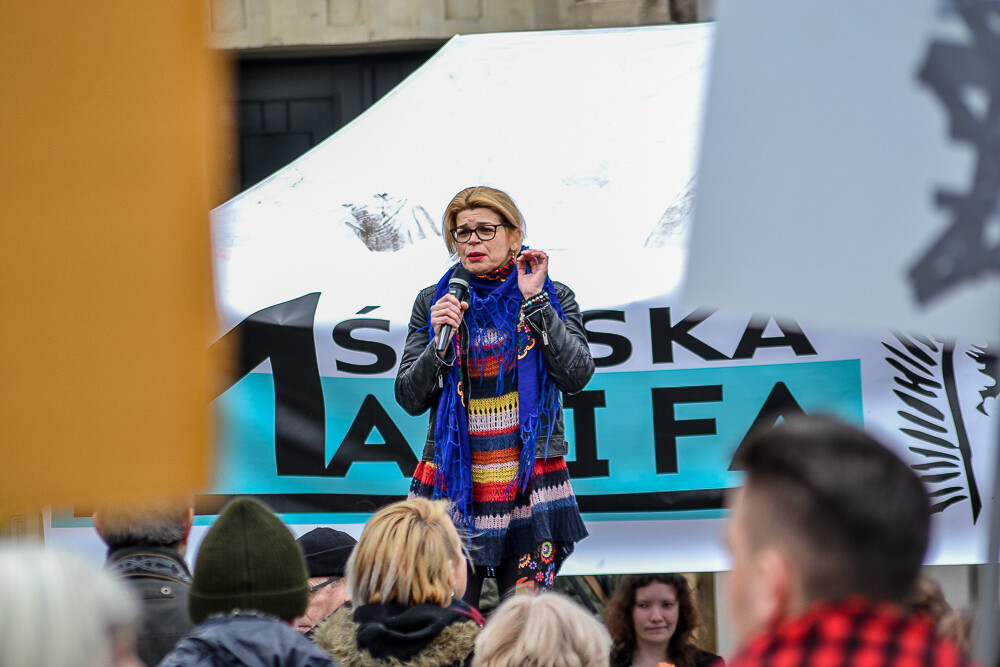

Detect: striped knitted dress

[410,268,587,587]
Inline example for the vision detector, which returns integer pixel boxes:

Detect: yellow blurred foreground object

[0,2,231,511]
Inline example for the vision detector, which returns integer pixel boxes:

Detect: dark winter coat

[106,544,195,667]
[157,614,337,667]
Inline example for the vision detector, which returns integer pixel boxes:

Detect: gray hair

[474,592,612,667]
[95,498,192,549]
[0,543,140,667]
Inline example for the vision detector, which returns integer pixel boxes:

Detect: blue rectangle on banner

[210,359,862,522]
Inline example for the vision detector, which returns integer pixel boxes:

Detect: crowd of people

[0,188,984,665]
[0,415,984,666]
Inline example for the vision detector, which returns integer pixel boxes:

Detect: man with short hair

[725,415,971,666]
[93,498,196,667]
[295,527,357,638]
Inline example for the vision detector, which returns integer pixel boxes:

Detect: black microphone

[435,267,470,353]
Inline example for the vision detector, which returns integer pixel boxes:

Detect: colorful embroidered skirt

[410,454,587,570]
[412,320,588,570]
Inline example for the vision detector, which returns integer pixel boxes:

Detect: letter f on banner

[651,386,723,474]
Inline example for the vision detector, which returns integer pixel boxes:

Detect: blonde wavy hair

[347,498,464,607]
[474,592,612,667]
[442,186,525,255]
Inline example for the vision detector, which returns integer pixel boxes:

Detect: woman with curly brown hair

[604,573,722,667]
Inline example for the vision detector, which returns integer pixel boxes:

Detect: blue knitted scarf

[427,254,565,532]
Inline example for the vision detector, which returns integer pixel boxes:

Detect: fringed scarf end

[433,368,475,533]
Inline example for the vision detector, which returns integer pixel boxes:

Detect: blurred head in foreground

[725,415,931,645]
[0,544,141,667]
[473,592,611,667]
[93,496,194,555]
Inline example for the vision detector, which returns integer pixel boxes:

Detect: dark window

[235,50,437,191]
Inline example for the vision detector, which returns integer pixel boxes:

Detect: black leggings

[461,557,518,610]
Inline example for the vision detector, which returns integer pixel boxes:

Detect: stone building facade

[209,0,711,54]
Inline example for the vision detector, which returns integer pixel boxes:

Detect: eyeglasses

[308,577,341,593]
[450,223,512,243]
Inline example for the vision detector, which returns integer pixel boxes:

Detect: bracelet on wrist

[522,291,550,309]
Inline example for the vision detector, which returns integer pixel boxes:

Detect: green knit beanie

[188,497,308,624]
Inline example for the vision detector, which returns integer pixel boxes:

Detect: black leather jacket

[394,280,595,461]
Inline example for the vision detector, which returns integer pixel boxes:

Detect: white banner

[49,23,997,573]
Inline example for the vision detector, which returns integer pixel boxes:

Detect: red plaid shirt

[727,597,974,667]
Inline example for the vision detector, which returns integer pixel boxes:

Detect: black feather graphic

[886,331,981,521]
[968,345,999,415]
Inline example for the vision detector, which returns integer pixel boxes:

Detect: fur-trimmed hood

[313,602,481,667]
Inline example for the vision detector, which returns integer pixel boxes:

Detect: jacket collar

[314,603,480,667]
[106,544,191,584]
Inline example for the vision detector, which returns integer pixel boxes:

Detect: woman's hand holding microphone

[430,294,468,357]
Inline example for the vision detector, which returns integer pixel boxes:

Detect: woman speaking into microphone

[395,186,594,608]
